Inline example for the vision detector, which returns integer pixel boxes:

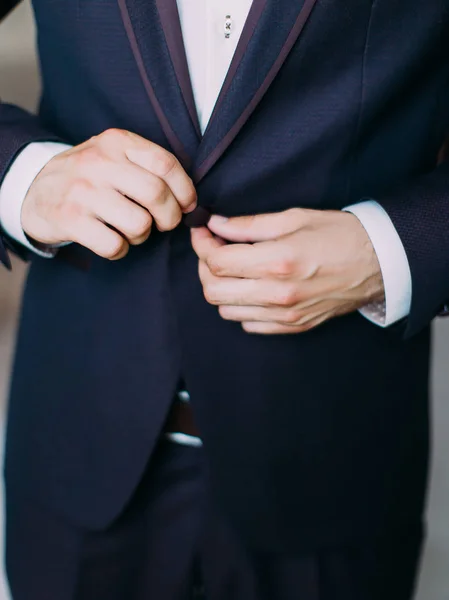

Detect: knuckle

[218,305,229,318]
[156,217,181,233]
[153,150,177,178]
[285,207,302,219]
[185,183,197,206]
[270,257,296,278]
[100,128,128,144]
[207,257,222,276]
[148,178,169,204]
[128,233,150,246]
[286,207,307,226]
[203,285,219,305]
[128,212,153,237]
[74,146,103,168]
[275,285,298,307]
[100,237,127,260]
[283,309,302,324]
[156,208,182,232]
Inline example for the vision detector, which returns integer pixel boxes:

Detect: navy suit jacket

[0,0,448,551]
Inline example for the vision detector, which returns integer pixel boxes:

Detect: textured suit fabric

[0,0,447,552]
[5,442,424,600]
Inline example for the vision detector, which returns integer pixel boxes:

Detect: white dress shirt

[0,0,411,328]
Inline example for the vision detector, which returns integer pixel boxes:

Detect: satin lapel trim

[193,0,320,183]
[117,0,192,168]
[155,0,202,139]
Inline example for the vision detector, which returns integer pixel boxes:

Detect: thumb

[208,209,306,243]
[190,226,226,261]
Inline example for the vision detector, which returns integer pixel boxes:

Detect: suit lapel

[117,0,201,170]
[155,0,202,139]
[117,0,319,180]
[193,0,319,183]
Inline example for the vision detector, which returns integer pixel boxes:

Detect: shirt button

[178,390,191,403]
[224,15,234,38]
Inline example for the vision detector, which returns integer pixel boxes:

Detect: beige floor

[1,3,449,599]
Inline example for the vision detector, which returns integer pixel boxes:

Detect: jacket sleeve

[379,157,449,338]
[0,1,64,268]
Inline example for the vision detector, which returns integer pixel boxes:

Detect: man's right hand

[21,129,197,260]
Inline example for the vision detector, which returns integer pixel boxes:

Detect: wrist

[345,211,385,305]
[0,141,72,258]
[20,153,69,247]
[344,200,412,327]
[365,238,385,304]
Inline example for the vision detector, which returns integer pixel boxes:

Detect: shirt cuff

[343,200,412,327]
[0,142,73,258]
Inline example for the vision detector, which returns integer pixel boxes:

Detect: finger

[242,322,305,334]
[93,190,153,245]
[66,216,129,260]
[198,262,293,307]
[207,209,308,243]
[110,163,182,232]
[203,240,280,279]
[190,227,226,261]
[126,146,197,212]
[219,303,333,326]
[218,305,304,324]
[241,314,329,335]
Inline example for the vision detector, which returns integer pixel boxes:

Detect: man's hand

[191,208,385,334]
[21,129,197,260]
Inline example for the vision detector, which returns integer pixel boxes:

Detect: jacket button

[183,206,211,228]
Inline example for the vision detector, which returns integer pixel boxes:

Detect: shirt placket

[201,1,236,133]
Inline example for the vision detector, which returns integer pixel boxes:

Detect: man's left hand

[190,208,385,334]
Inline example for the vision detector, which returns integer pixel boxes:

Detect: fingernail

[209,215,228,225]
[185,203,197,213]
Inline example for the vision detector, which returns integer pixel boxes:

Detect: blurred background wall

[0,3,449,598]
